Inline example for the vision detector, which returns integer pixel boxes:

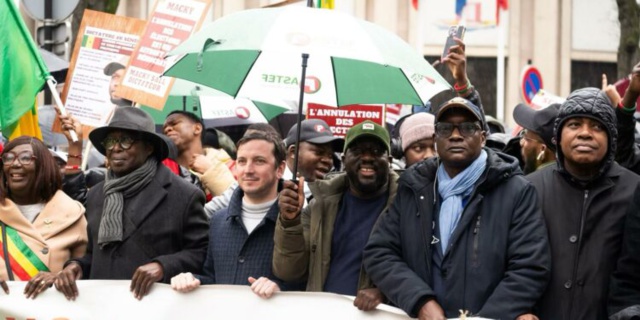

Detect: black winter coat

[527,87,640,320]
[73,164,209,282]
[608,186,640,319]
[364,149,551,319]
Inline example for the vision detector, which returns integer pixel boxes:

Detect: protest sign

[117,0,212,109]
[307,103,385,137]
[60,10,146,131]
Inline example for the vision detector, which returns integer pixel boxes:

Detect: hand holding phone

[442,25,466,60]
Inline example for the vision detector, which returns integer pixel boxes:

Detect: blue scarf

[437,150,487,253]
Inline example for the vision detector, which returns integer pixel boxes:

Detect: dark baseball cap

[285,119,344,151]
[343,120,390,153]
[104,62,126,76]
[513,103,560,151]
[436,97,486,129]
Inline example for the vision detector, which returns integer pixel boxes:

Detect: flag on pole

[317,0,334,9]
[0,0,49,140]
[455,0,467,17]
[496,0,508,25]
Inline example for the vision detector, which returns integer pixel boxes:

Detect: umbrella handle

[291,53,310,182]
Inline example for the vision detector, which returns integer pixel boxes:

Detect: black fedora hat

[89,107,168,160]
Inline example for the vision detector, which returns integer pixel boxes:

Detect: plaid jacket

[196,187,281,286]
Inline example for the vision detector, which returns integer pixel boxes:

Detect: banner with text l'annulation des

[0,281,411,320]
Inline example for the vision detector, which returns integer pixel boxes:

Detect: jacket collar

[226,187,279,223]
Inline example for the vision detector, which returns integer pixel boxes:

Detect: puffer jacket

[364,149,551,319]
[527,87,640,320]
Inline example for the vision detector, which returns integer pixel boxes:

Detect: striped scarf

[98,158,157,248]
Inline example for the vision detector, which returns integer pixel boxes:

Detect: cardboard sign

[117,0,212,109]
[58,10,146,135]
[307,103,385,137]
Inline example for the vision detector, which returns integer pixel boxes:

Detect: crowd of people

[1,37,640,320]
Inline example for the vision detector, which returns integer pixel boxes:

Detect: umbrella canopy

[141,78,292,128]
[164,6,451,108]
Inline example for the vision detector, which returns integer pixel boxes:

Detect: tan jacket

[198,147,236,196]
[0,190,88,280]
[273,171,398,292]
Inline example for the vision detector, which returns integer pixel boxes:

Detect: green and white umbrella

[164,6,451,108]
[142,78,292,127]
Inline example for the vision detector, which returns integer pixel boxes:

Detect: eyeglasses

[435,122,481,138]
[101,136,138,151]
[2,151,37,166]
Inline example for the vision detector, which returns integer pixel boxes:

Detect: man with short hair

[54,107,209,300]
[275,120,398,311]
[163,110,235,198]
[171,132,290,298]
[103,61,132,107]
[364,97,551,319]
[526,88,640,320]
[283,119,344,201]
[513,103,560,174]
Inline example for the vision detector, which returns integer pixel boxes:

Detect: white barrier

[0,280,411,320]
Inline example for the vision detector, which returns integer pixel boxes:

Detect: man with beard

[103,61,133,107]
[513,103,560,174]
[363,98,550,320]
[274,120,398,312]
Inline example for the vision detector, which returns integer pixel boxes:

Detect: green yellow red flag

[0,0,49,140]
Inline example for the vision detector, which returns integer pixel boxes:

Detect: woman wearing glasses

[0,136,87,298]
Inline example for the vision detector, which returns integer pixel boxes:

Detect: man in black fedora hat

[54,107,209,300]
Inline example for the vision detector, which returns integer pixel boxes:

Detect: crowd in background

[1,38,640,320]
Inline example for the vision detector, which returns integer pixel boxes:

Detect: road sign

[521,66,544,104]
[22,0,80,22]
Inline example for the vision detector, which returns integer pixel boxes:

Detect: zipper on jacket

[471,215,481,267]
[567,189,589,319]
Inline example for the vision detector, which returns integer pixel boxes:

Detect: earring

[536,150,545,161]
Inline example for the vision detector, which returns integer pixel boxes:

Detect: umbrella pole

[292,53,310,183]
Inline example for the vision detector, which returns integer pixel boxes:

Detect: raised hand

[278,178,305,220]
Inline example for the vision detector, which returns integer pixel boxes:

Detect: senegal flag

[0,0,48,140]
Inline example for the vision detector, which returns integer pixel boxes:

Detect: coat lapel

[121,167,169,241]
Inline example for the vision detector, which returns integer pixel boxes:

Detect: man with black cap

[54,107,209,301]
[275,120,398,311]
[282,119,344,202]
[103,60,133,107]
[513,103,561,174]
[364,97,550,320]
[526,88,640,320]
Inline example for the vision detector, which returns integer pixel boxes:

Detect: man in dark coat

[364,97,551,320]
[55,107,209,300]
[526,87,640,320]
[170,132,290,297]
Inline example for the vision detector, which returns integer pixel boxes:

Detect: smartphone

[442,25,466,60]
